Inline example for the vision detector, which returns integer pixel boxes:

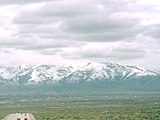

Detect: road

[2,113,36,120]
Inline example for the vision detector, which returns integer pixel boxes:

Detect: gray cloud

[13,0,140,43]
[9,0,143,62]
[0,38,85,51]
[0,0,55,5]
[109,47,146,60]
[63,15,139,33]
[144,24,160,39]
[39,48,62,55]
[0,0,159,70]
[0,38,30,48]
[20,40,85,51]
[61,45,146,61]
[13,0,95,24]
[0,34,86,52]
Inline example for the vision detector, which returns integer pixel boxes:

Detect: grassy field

[33,106,160,120]
[0,93,160,120]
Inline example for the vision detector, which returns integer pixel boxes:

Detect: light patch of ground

[2,113,36,120]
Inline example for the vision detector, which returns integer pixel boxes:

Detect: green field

[33,106,160,120]
[0,93,160,120]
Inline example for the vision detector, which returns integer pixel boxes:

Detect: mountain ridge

[0,62,160,93]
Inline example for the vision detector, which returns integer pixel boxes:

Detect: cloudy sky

[0,0,160,71]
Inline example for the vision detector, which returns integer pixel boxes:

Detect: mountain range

[0,62,160,93]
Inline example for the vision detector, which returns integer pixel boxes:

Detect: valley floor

[0,93,160,120]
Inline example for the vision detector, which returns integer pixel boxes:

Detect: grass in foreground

[33,106,160,120]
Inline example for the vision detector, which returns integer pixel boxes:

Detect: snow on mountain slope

[0,62,159,85]
[61,62,158,83]
[0,65,74,84]
[27,65,74,84]
[0,66,21,81]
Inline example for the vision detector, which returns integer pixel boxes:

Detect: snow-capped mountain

[60,62,158,83]
[0,62,159,92]
[0,65,74,85]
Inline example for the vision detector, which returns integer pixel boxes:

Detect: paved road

[2,113,36,120]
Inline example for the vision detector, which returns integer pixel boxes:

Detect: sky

[0,0,160,71]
